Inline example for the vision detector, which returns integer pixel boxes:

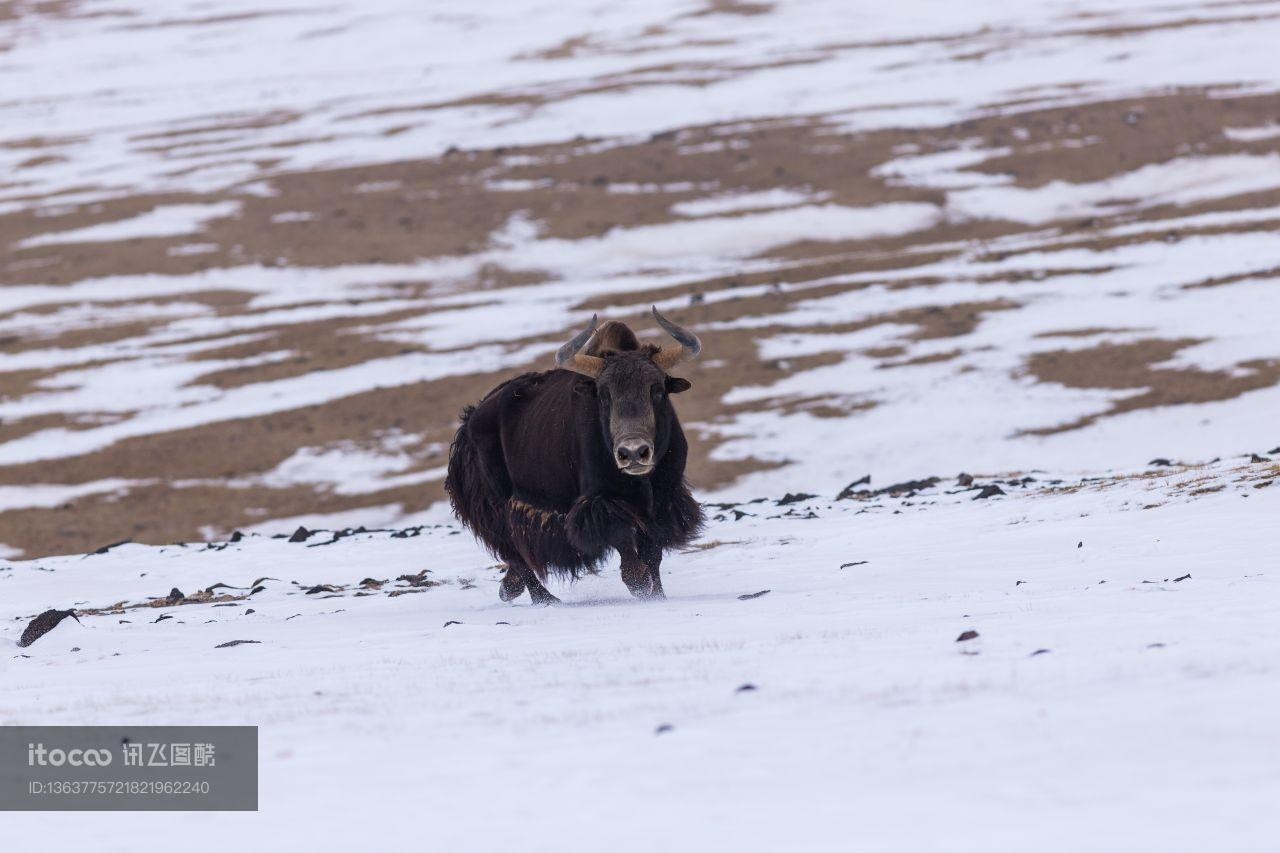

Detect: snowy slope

[4,457,1279,850]
[5,0,1280,555]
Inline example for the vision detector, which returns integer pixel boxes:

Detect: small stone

[18,609,82,648]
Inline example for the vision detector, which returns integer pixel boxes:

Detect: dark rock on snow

[18,609,80,648]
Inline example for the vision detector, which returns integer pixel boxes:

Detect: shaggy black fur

[445,323,703,601]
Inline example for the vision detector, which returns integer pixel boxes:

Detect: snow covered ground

[3,457,1278,848]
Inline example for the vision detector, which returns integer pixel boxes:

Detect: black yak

[445,308,705,604]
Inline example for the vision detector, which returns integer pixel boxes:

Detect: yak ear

[664,376,692,394]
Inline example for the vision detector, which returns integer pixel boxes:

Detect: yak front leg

[638,538,665,600]
[620,536,666,600]
[566,493,653,599]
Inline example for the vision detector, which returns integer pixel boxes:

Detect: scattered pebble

[88,539,131,556]
[956,630,980,642]
[215,640,261,648]
[737,590,771,600]
[396,570,435,588]
[834,475,871,500]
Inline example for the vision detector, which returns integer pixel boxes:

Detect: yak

[445,308,705,604]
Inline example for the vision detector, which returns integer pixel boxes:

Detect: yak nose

[615,438,653,469]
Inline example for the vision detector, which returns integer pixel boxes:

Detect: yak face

[556,308,701,477]
[593,351,692,475]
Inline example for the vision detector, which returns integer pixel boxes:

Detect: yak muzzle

[615,437,654,475]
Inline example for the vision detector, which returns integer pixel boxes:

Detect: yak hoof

[622,561,654,599]
[625,575,655,599]
[499,571,526,602]
[529,590,561,607]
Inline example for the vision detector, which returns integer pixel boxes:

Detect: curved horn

[555,314,604,378]
[651,306,701,371]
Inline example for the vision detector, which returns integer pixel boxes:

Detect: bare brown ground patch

[923,87,1280,197]
[0,366,56,401]
[113,9,318,31]
[1034,327,1141,339]
[1023,339,1280,434]
[879,349,963,369]
[0,412,126,445]
[686,1,776,18]
[180,304,440,390]
[1183,264,1280,290]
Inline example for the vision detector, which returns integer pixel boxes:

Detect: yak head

[556,307,700,476]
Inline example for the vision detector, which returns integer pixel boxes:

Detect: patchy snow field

[4,0,1280,555]
[3,458,1279,848]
